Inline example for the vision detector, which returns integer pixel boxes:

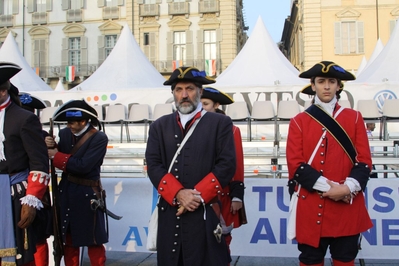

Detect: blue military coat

[146,111,236,266]
[55,125,108,247]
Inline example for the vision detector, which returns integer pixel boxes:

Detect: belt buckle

[213,223,222,243]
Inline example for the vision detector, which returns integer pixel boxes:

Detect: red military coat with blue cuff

[145,110,236,266]
[286,103,373,248]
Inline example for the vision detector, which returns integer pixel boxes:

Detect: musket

[49,118,63,266]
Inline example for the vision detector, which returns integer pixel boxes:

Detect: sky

[243,0,292,43]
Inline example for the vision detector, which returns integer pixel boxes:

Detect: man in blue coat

[145,67,236,266]
[46,100,108,266]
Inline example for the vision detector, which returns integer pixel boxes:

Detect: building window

[144,0,156,3]
[70,0,81,9]
[334,21,364,55]
[105,35,117,58]
[37,0,46,12]
[173,31,186,64]
[2,0,13,15]
[203,30,217,76]
[106,0,117,6]
[69,37,81,67]
[174,0,185,2]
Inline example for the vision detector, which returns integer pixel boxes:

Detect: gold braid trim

[318,62,339,73]
[0,248,17,258]
[1,261,17,266]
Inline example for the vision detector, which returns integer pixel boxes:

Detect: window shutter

[149,32,156,61]
[81,36,87,49]
[334,22,342,55]
[33,40,40,67]
[98,0,106,7]
[62,0,70,10]
[186,30,193,44]
[216,28,222,42]
[118,0,124,6]
[61,38,69,66]
[12,0,19,15]
[39,40,46,67]
[27,0,35,13]
[357,21,364,54]
[98,36,105,64]
[46,0,52,11]
[0,2,3,15]
[81,48,88,66]
[167,31,173,61]
[197,30,203,60]
[186,44,193,60]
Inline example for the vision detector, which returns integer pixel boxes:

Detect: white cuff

[20,194,44,210]
[313,176,331,192]
[232,197,242,202]
[345,177,361,193]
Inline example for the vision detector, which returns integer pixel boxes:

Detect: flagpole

[376,0,379,40]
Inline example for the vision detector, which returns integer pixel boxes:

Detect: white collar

[178,103,202,129]
[314,95,337,116]
[74,122,90,136]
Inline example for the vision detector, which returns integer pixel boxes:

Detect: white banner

[102,178,399,259]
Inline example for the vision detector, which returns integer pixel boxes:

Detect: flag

[65,66,75,82]
[172,60,183,71]
[205,59,216,76]
[32,67,40,76]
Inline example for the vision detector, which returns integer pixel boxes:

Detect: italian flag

[65,66,75,82]
[205,59,216,76]
[172,60,183,71]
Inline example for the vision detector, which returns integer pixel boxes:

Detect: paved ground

[81,251,398,265]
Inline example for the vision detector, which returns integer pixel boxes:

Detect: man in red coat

[286,61,373,266]
[146,67,236,266]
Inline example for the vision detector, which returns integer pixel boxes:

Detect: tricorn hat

[201,87,234,105]
[0,62,22,85]
[52,100,98,122]
[19,92,47,110]
[301,81,345,95]
[164,67,216,86]
[299,61,355,81]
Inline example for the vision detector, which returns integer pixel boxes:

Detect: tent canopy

[71,24,165,91]
[0,32,52,91]
[216,16,306,89]
[354,23,399,84]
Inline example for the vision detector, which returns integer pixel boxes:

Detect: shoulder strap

[70,128,98,155]
[305,104,356,164]
[168,110,206,173]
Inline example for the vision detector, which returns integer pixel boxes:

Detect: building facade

[0,0,247,89]
[281,0,399,72]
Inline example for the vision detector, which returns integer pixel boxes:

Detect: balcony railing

[35,64,98,79]
[139,4,160,18]
[168,2,189,16]
[199,0,219,15]
[67,9,82,23]
[103,6,119,20]
[151,59,221,75]
[0,15,13,27]
[32,12,47,25]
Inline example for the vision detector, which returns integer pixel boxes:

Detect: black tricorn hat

[164,67,216,87]
[52,100,98,122]
[201,87,234,105]
[299,61,355,81]
[301,81,345,95]
[0,62,22,85]
[19,92,47,110]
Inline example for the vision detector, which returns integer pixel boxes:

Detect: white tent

[216,17,306,88]
[356,56,367,76]
[0,32,52,91]
[71,24,165,91]
[54,78,66,91]
[354,23,399,84]
[367,38,384,67]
